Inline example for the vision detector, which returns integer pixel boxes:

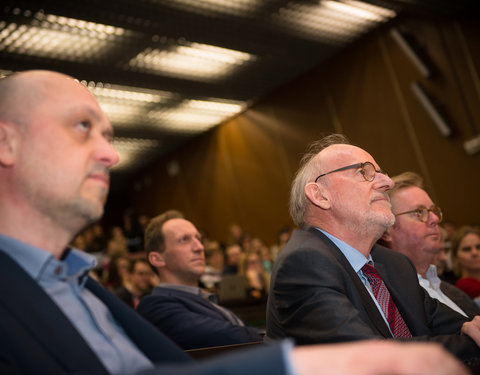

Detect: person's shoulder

[371,244,410,262]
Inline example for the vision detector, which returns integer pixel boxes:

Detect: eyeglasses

[394,205,443,223]
[314,161,387,183]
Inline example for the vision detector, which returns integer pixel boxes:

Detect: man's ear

[0,121,19,167]
[148,251,165,268]
[305,182,331,210]
[381,228,392,245]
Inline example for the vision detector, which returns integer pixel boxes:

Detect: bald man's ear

[0,121,19,167]
[148,251,166,268]
[305,182,331,210]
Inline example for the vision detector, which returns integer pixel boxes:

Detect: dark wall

[129,15,480,245]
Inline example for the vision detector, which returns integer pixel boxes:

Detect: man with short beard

[266,134,480,364]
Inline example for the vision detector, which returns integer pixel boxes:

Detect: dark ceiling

[0,0,477,178]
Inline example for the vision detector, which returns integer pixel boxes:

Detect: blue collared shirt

[317,228,392,334]
[0,233,153,375]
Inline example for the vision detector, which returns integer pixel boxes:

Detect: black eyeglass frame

[314,161,387,183]
[394,205,443,223]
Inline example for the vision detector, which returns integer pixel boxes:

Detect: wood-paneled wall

[129,15,480,245]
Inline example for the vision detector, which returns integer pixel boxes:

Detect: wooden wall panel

[130,15,480,245]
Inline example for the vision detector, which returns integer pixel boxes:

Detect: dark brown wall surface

[130,15,480,245]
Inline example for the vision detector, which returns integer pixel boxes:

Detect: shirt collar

[0,233,96,285]
[418,264,441,290]
[317,228,371,272]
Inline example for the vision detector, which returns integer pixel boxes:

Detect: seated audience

[223,243,243,275]
[103,253,131,291]
[199,241,224,292]
[381,171,479,317]
[115,259,156,309]
[270,225,292,260]
[266,134,480,363]
[0,70,470,375]
[238,250,270,301]
[435,227,459,285]
[137,210,262,349]
[453,226,480,300]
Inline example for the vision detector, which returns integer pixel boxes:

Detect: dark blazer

[137,286,262,350]
[266,228,480,361]
[0,250,285,375]
[440,280,480,319]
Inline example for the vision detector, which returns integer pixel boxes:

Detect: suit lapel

[307,228,393,338]
[0,250,108,374]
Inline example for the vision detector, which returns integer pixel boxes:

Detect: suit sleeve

[139,341,291,375]
[137,295,262,350]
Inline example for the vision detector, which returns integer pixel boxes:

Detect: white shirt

[418,264,467,318]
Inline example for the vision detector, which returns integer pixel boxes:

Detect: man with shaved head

[266,134,480,364]
[0,72,469,375]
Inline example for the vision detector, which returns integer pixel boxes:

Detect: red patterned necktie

[361,263,412,338]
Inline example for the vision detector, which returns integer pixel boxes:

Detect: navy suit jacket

[137,286,262,350]
[266,228,480,362]
[0,249,285,375]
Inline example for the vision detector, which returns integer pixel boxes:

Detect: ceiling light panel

[164,0,262,16]
[112,137,160,171]
[273,0,396,44]
[0,11,131,62]
[148,99,245,133]
[84,81,175,127]
[129,42,256,81]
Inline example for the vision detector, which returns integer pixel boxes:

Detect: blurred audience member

[138,210,262,349]
[108,226,129,255]
[104,253,131,291]
[435,227,459,285]
[115,259,155,309]
[123,209,145,253]
[227,223,244,246]
[453,226,480,301]
[239,251,269,301]
[270,226,292,260]
[443,220,458,253]
[223,244,243,275]
[200,241,225,292]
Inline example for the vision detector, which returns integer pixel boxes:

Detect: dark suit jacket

[0,250,285,375]
[440,280,480,319]
[266,228,480,361]
[137,286,262,350]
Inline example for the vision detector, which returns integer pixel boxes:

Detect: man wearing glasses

[266,134,480,363]
[381,171,479,318]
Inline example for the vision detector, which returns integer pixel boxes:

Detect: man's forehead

[393,186,432,207]
[319,144,375,166]
[164,218,198,235]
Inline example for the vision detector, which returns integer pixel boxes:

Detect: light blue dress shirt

[0,233,153,375]
[317,228,392,334]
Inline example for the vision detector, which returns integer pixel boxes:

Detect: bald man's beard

[21,178,107,236]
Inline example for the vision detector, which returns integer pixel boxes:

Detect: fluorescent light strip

[274,0,395,42]
[149,99,244,133]
[0,12,127,61]
[129,42,255,81]
[165,0,261,15]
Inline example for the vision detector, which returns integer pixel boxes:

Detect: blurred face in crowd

[455,233,480,276]
[387,186,442,268]
[130,260,154,294]
[158,218,205,285]
[226,244,242,266]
